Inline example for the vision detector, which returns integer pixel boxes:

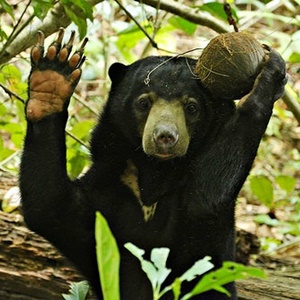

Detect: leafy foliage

[95,212,120,300]
[61,0,94,39]
[125,243,265,300]
[183,262,265,299]
[62,281,90,300]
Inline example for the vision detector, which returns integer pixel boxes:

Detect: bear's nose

[153,125,179,149]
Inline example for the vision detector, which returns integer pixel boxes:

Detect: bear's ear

[108,62,129,83]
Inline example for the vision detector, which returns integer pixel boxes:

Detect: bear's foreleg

[20,29,101,297]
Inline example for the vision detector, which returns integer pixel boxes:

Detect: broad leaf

[183,262,266,299]
[95,212,120,300]
[180,256,214,282]
[250,175,274,208]
[275,175,296,194]
[62,281,90,300]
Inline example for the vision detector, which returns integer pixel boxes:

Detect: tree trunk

[237,258,300,300]
[0,210,96,299]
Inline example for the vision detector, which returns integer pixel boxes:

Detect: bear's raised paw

[26,28,88,122]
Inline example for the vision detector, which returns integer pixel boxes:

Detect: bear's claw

[26,28,87,122]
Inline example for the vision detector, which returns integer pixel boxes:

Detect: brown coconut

[195,32,268,100]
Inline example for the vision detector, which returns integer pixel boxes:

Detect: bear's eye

[137,97,151,110]
[185,102,199,115]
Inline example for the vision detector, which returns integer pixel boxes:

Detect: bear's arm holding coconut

[189,33,287,221]
[20,28,287,300]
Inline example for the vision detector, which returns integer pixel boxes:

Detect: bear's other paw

[26,28,88,122]
[253,48,287,101]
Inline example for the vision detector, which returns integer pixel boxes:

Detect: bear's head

[107,56,234,160]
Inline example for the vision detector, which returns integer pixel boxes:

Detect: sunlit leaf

[180,256,214,282]
[32,0,53,19]
[172,278,181,300]
[95,212,120,300]
[183,262,266,299]
[168,16,197,35]
[151,248,171,289]
[288,52,300,63]
[125,243,171,293]
[198,2,238,22]
[255,214,279,226]
[63,5,88,39]
[275,175,296,194]
[62,0,93,20]
[62,280,90,300]
[250,176,274,208]
[69,120,94,141]
[0,0,14,18]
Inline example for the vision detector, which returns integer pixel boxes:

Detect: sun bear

[19,28,287,299]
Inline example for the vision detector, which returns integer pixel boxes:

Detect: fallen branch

[0,210,299,299]
[0,211,97,299]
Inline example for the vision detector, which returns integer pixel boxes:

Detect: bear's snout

[153,125,179,150]
[141,98,191,159]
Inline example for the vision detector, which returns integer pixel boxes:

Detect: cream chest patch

[121,160,157,222]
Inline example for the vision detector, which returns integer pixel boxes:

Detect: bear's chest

[120,160,195,223]
[120,160,159,222]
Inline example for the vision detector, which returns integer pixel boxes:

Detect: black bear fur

[20,31,287,300]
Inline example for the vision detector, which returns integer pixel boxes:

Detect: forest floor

[0,171,299,299]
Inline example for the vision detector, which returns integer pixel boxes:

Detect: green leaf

[95,212,120,300]
[124,242,145,259]
[255,214,279,226]
[1,64,22,81]
[151,248,169,269]
[61,0,93,20]
[172,278,181,300]
[168,16,197,35]
[32,0,53,19]
[62,281,90,300]
[281,221,300,235]
[0,104,7,116]
[69,120,94,141]
[179,256,214,282]
[275,175,296,194]
[250,175,274,208]
[141,260,160,289]
[151,248,171,288]
[288,52,300,63]
[0,0,14,18]
[183,262,266,299]
[116,25,147,62]
[61,0,93,39]
[2,123,24,148]
[67,149,88,179]
[125,243,171,294]
[63,6,88,39]
[199,2,238,23]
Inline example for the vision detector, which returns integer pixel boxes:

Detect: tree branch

[0,1,102,65]
[0,0,229,65]
[140,0,230,34]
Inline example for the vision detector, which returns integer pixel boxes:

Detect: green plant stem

[0,82,25,103]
